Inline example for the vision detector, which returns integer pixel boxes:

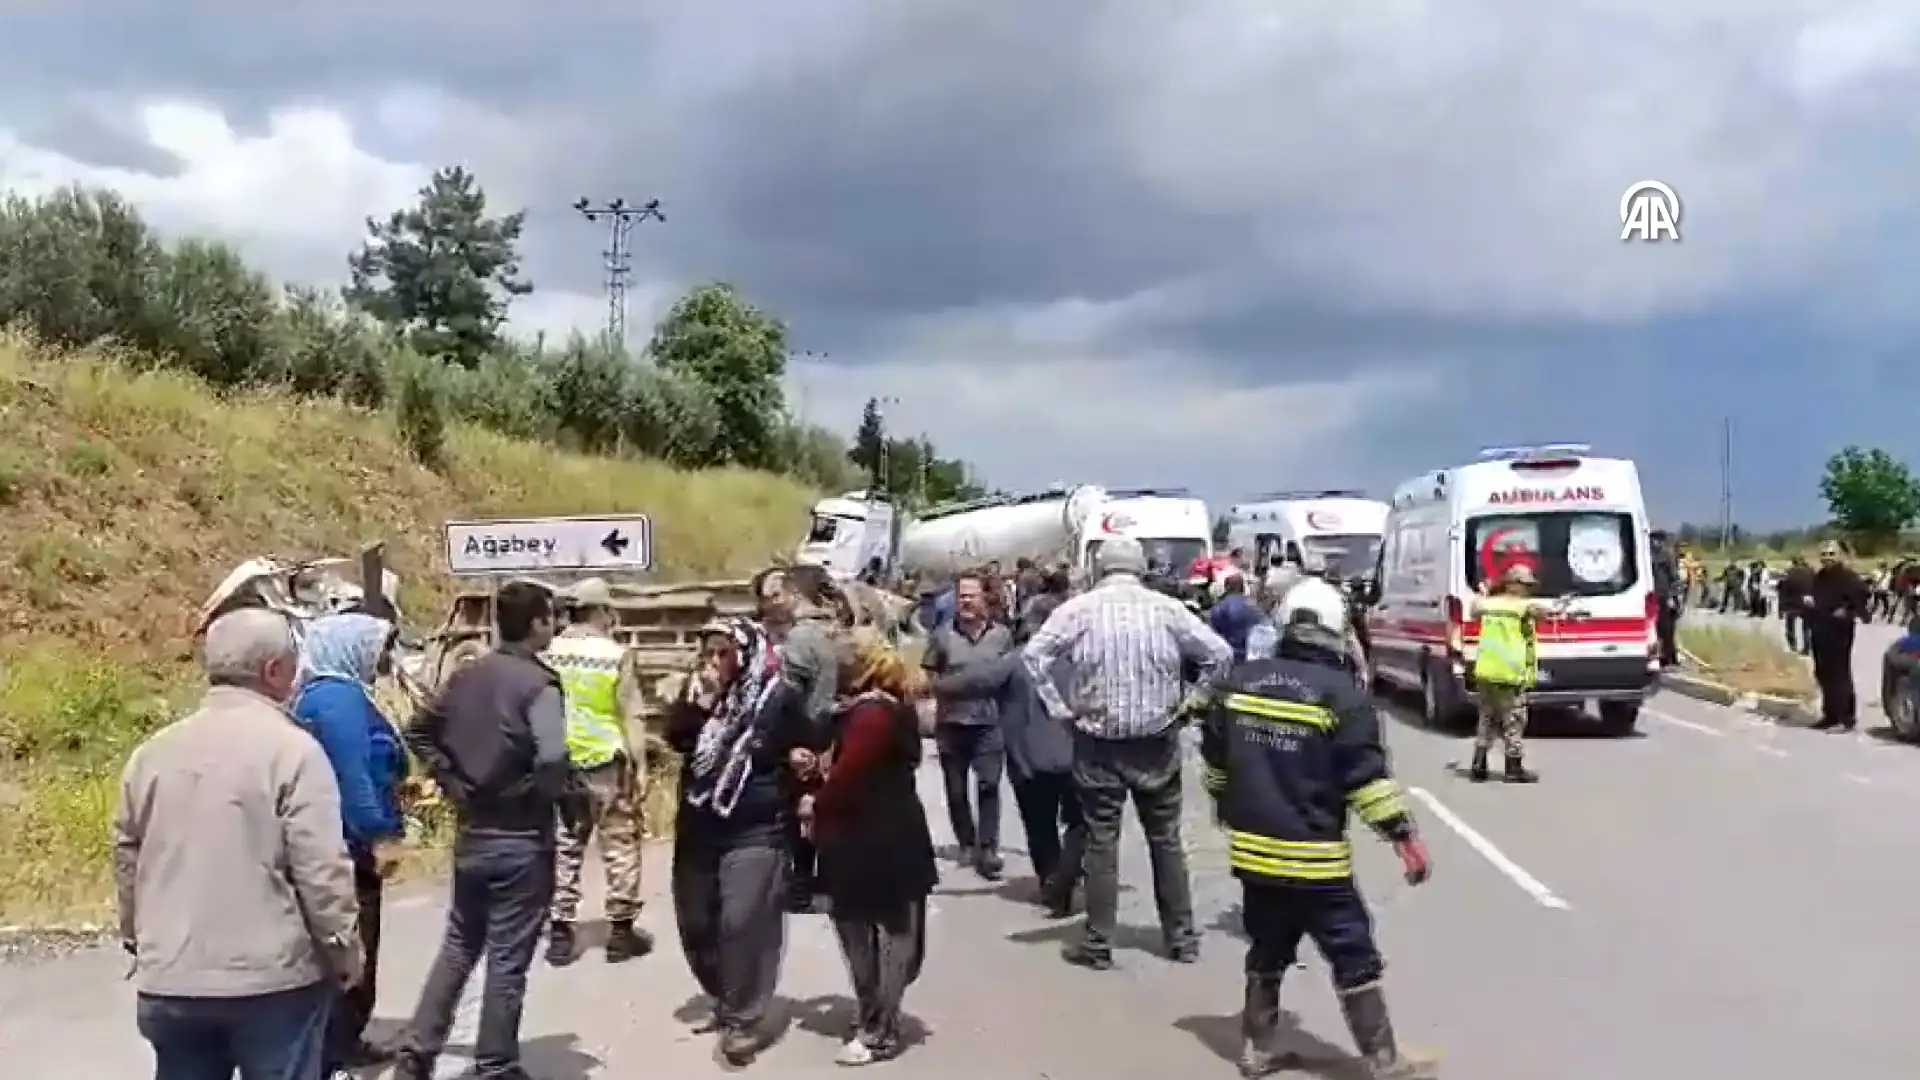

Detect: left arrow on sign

[601,529,630,557]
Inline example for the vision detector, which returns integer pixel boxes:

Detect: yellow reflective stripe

[1347,779,1407,825]
[1203,766,1228,793]
[1230,851,1354,880]
[1225,693,1335,731]
[1228,830,1350,860]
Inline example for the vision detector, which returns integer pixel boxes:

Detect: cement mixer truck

[896,485,1109,584]
[897,485,1215,585]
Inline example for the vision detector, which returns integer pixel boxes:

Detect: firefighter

[1199,588,1437,1079]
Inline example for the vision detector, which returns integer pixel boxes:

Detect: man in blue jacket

[1209,572,1262,662]
[290,612,409,1072]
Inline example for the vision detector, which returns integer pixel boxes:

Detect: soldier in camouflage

[543,578,653,965]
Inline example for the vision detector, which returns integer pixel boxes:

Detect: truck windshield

[1464,512,1639,598]
[1301,533,1382,579]
[1139,538,1208,579]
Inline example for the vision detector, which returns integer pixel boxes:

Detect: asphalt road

[8,687,1920,1079]
[1683,603,1904,719]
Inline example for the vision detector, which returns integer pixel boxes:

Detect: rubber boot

[1338,984,1438,1080]
[604,918,654,963]
[1237,973,1288,1078]
[1467,747,1490,783]
[545,921,577,967]
[1503,752,1538,784]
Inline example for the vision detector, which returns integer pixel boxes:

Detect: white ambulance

[1223,490,1390,580]
[1363,445,1658,735]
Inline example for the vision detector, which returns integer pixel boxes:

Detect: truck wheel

[1421,663,1465,733]
[1598,700,1640,736]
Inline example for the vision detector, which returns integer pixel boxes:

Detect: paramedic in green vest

[1470,564,1540,784]
[543,577,654,964]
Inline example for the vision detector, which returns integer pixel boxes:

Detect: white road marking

[1643,707,1725,736]
[1407,786,1571,911]
[1843,772,1878,786]
[1756,745,1789,758]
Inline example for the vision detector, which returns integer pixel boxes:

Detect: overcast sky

[3,2,1917,527]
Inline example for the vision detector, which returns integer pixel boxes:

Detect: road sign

[1620,180,1681,242]
[444,515,654,576]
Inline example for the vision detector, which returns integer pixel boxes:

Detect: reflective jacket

[1471,595,1537,689]
[542,629,630,769]
[1199,642,1415,884]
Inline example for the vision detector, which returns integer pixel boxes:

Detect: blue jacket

[292,676,408,852]
[1210,594,1262,661]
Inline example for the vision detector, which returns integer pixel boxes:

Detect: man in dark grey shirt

[924,571,1016,880]
[397,581,581,1080]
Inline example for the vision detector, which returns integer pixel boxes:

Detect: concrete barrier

[1750,693,1820,727]
[1659,671,1744,707]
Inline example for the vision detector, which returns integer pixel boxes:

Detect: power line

[571,196,664,343]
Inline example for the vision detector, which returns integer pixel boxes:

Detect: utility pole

[1718,415,1734,551]
[571,196,664,343]
[872,392,900,495]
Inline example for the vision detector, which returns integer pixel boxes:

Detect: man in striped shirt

[1022,537,1233,969]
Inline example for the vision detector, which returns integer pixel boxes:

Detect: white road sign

[444,515,654,576]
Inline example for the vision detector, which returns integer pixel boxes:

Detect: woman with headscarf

[665,616,810,1067]
[802,632,938,1066]
[290,611,409,1072]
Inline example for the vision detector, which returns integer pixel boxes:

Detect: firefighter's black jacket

[1199,637,1415,884]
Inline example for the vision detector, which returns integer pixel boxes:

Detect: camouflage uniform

[1473,683,1527,758]
[551,755,645,924]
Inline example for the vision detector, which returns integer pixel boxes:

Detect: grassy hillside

[0,336,817,925]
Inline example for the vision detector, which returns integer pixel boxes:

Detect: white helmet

[1276,577,1348,636]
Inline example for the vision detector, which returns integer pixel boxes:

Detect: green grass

[1677,623,1817,702]
[0,337,816,926]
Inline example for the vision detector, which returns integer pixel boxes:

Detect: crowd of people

[111,539,1445,1080]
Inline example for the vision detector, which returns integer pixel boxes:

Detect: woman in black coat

[801,632,938,1066]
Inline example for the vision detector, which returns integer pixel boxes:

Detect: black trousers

[402,830,554,1077]
[672,836,788,1033]
[1010,769,1085,889]
[934,723,1004,855]
[787,811,817,897]
[323,848,383,1069]
[1811,621,1858,726]
[1655,603,1679,666]
[1242,878,1383,991]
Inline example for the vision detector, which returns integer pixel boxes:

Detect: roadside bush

[0,184,859,490]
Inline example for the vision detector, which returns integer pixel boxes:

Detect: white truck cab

[1224,490,1389,580]
[1364,444,1657,735]
[1079,489,1213,582]
[796,491,900,583]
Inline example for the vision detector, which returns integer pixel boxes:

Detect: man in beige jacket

[115,607,362,1080]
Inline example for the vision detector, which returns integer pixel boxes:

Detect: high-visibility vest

[1472,596,1536,689]
[542,631,629,769]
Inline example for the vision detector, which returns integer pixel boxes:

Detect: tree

[650,283,789,469]
[345,166,531,369]
[1819,445,1920,549]
[849,397,887,488]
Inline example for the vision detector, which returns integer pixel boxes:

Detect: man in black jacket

[1804,543,1871,732]
[1779,556,1814,655]
[396,581,585,1080]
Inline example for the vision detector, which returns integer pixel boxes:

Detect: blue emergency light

[1477,443,1591,462]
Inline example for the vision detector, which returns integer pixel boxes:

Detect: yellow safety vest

[1472,596,1536,689]
[542,631,629,769]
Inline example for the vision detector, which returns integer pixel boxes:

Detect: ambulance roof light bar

[1477,443,1591,463]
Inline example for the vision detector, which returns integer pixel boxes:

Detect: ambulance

[1223,489,1390,580]
[1363,444,1657,735]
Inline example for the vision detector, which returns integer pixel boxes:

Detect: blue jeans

[401,829,555,1076]
[136,981,331,1080]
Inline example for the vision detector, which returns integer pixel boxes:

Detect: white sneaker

[835,1038,875,1067]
